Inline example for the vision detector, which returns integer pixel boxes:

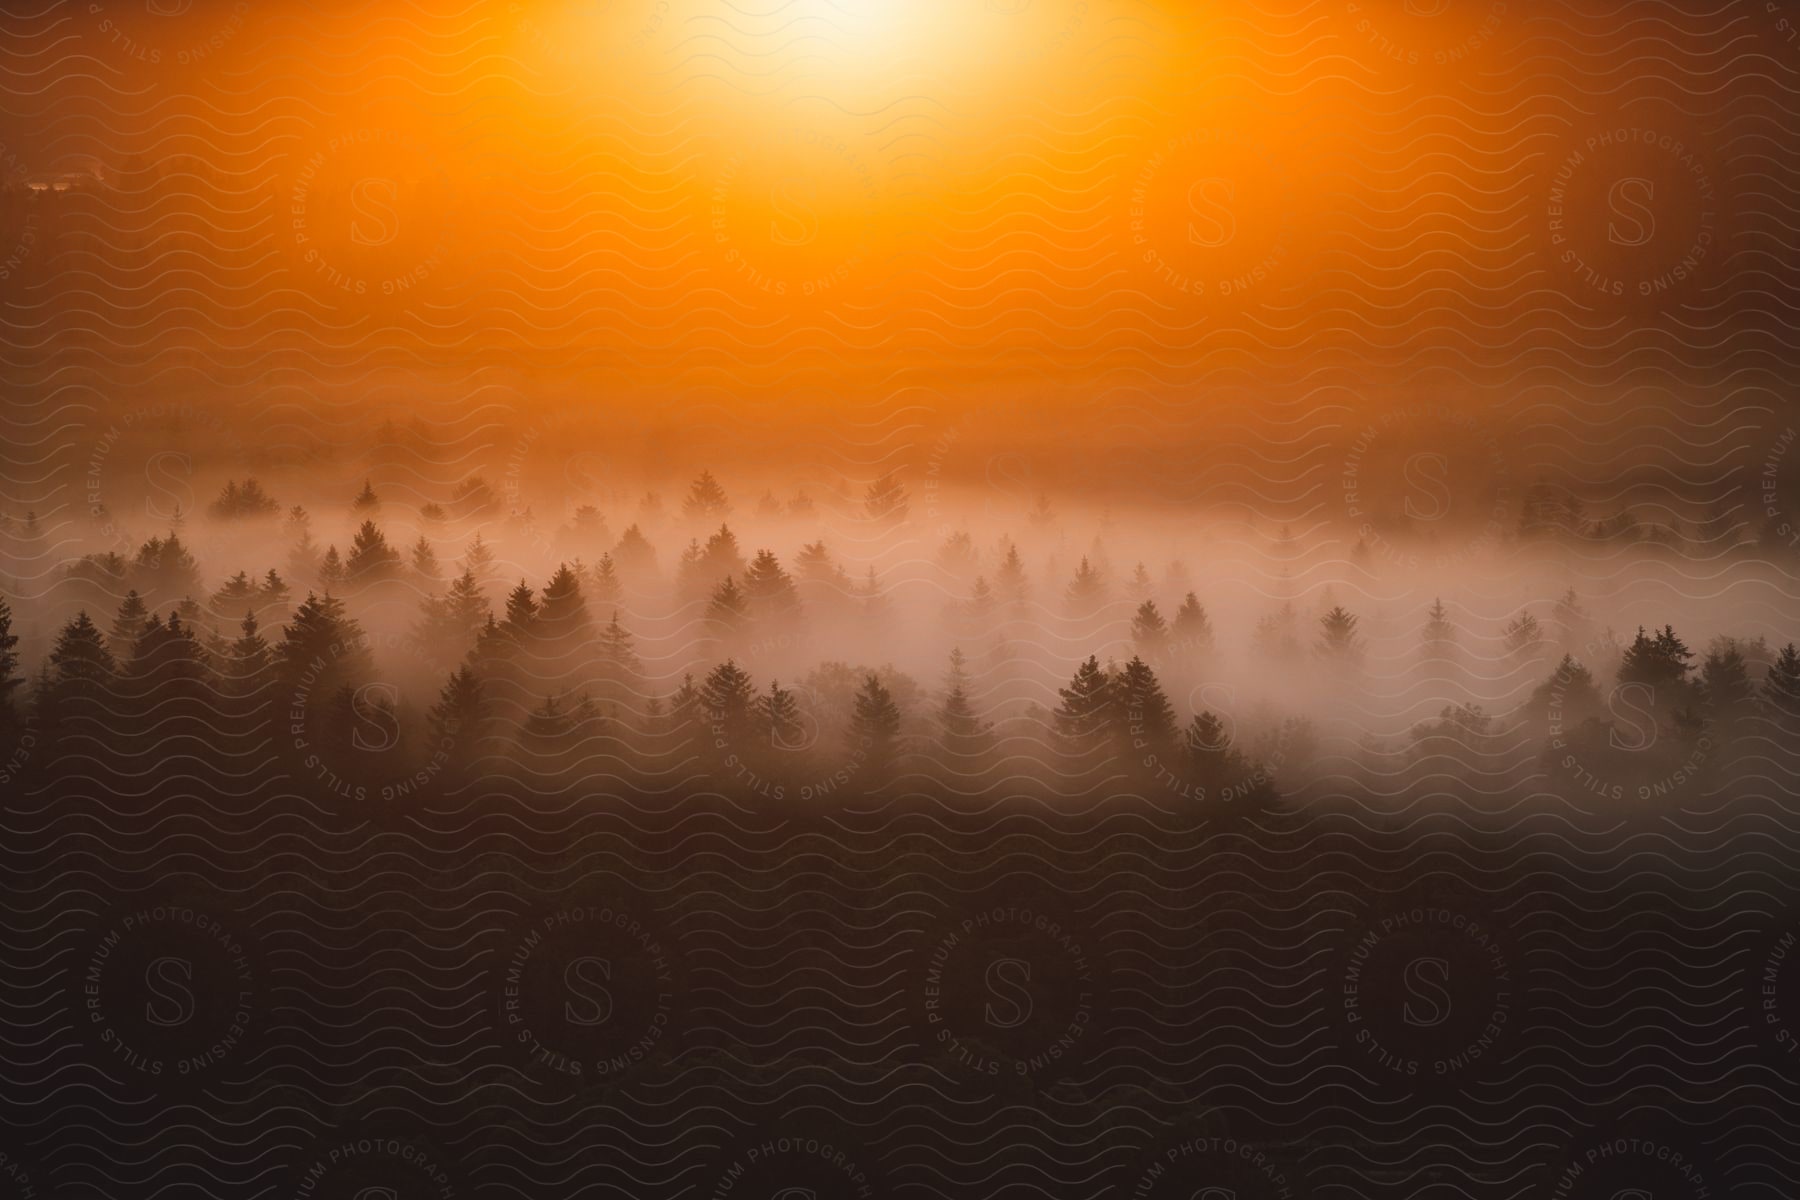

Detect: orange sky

[0,0,1785,430]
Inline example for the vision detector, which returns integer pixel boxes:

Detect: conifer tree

[410,536,441,582]
[1111,656,1177,759]
[1131,600,1168,656]
[754,680,804,749]
[743,549,803,624]
[1172,592,1214,655]
[850,673,904,774]
[0,594,22,732]
[1316,606,1363,666]
[700,659,756,746]
[1064,556,1106,612]
[109,590,151,660]
[1052,655,1113,753]
[1765,643,1800,716]
[683,470,731,520]
[346,520,403,585]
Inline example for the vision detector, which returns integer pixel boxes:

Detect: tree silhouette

[1766,643,1800,718]
[109,590,151,659]
[1064,556,1106,613]
[1112,656,1177,764]
[850,673,904,776]
[1315,606,1363,666]
[1052,655,1113,757]
[754,680,803,749]
[743,549,803,625]
[346,520,403,585]
[0,594,22,733]
[699,660,756,748]
[683,470,731,520]
[1131,600,1168,656]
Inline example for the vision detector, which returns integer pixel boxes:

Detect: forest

[2,461,1793,818]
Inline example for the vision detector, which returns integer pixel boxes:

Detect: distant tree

[1551,587,1590,649]
[612,524,657,577]
[1111,656,1177,762]
[535,563,593,646]
[109,590,151,660]
[754,680,804,749]
[1765,643,1800,717]
[706,576,750,637]
[0,594,21,732]
[1183,710,1271,801]
[588,553,622,607]
[462,533,498,588]
[352,479,380,515]
[209,570,259,617]
[345,520,403,585]
[410,536,441,583]
[699,659,756,747]
[1503,612,1542,658]
[1699,646,1758,729]
[1052,655,1114,755]
[1526,654,1605,728]
[864,472,909,525]
[426,666,489,769]
[501,580,538,636]
[849,673,904,775]
[1253,602,1301,662]
[1131,600,1168,655]
[1421,597,1455,663]
[1064,556,1106,613]
[129,531,201,601]
[1315,606,1363,666]
[450,476,500,521]
[683,470,731,520]
[857,566,890,622]
[277,593,372,696]
[413,569,492,667]
[743,549,802,624]
[937,531,978,577]
[1617,625,1694,690]
[208,478,280,520]
[42,612,117,740]
[1126,562,1153,602]
[1171,592,1214,656]
[938,648,995,761]
[317,546,347,592]
[994,543,1028,607]
[285,506,321,581]
[220,610,271,698]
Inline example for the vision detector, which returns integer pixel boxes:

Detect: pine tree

[426,666,488,765]
[1052,656,1114,752]
[589,552,622,606]
[535,563,593,645]
[849,673,904,773]
[352,479,380,515]
[0,594,22,731]
[1421,597,1455,661]
[1064,556,1106,613]
[345,520,403,585]
[937,646,996,761]
[462,533,498,588]
[995,543,1028,607]
[318,546,347,591]
[1111,656,1177,757]
[1699,646,1757,728]
[1131,600,1168,655]
[221,610,271,698]
[1764,644,1800,717]
[1172,592,1214,655]
[1127,562,1153,601]
[1316,606,1363,665]
[209,570,259,617]
[683,470,731,520]
[613,524,657,577]
[743,549,803,624]
[1617,625,1694,689]
[706,576,750,636]
[109,590,151,659]
[413,568,492,667]
[285,506,321,581]
[754,680,804,749]
[864,472,909,525]
[699,660,756,746]
[502,579,538,635]
[1503,612,1542,658]
[277,593,373,696]
[599,611,642,685]
[410,536,442,582]
[43,612,117,738]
